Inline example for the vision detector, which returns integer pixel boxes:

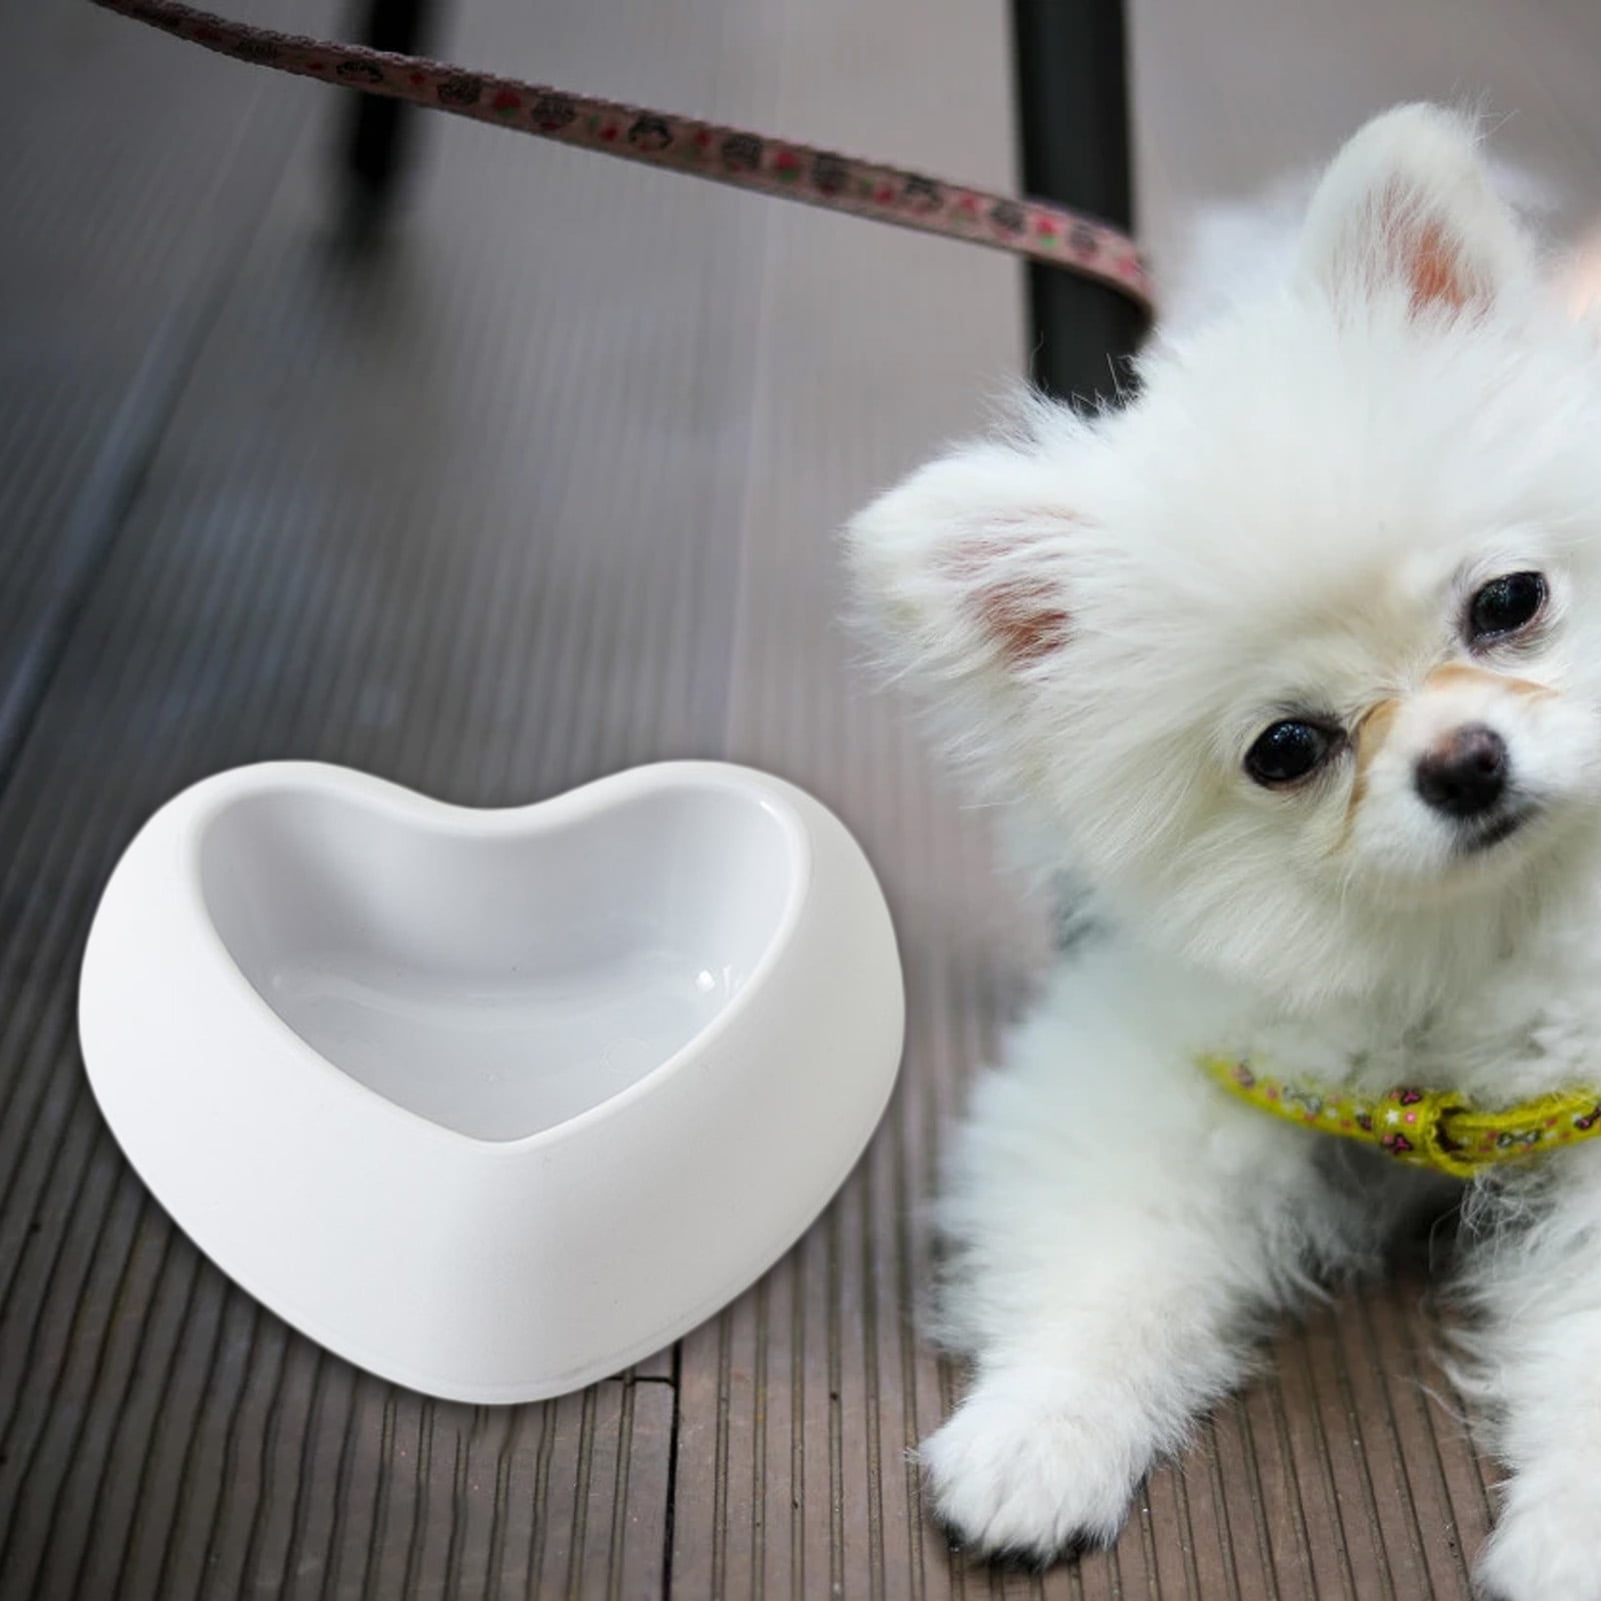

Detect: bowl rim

[166,759,817,1155]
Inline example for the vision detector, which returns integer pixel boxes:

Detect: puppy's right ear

[844,437,1083,711]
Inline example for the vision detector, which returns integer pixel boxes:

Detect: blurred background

[4,2,1601,1598]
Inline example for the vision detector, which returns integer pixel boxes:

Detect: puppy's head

[848,106,1601,1008]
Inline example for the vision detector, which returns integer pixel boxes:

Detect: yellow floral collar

[1198,1054,1601,1180]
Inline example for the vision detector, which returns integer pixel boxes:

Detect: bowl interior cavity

[199,782,794,1140]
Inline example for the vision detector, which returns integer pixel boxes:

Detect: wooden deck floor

[4,1,1601,1597]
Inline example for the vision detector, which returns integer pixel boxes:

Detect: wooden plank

[0,0,323,778]
[0,2,784,1597]
[666,0,1029,1591]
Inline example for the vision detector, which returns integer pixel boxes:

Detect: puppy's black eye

[1468,572,1546,642]
[1245,720,1337,786]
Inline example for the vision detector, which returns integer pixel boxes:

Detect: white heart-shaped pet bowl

[79,761,904,1403]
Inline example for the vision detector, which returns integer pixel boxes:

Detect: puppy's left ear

[1297,103,1534,316]
[844,436,1083,712]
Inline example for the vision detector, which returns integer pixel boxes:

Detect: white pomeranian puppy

[845,105,1601,1601]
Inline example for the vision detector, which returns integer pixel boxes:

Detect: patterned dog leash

[87,0,1154,317]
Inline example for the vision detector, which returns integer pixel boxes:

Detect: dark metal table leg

[1012,0,1149,410]
[342,0,438,227]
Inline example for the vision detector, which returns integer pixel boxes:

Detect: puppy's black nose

[1414,724,1508,818]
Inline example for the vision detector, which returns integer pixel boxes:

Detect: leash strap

[1199,1054,1601,1180]
[88,0,1154,316]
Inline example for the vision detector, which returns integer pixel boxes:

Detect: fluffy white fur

[846,105,1601,1599]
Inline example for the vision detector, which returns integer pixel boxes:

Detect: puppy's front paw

[1476,1485,1601,1601]
[920,1374,1148,1562]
